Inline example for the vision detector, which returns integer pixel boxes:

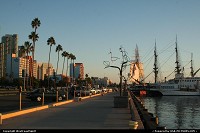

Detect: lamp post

[66,83,68,100]
[19,86,22,110]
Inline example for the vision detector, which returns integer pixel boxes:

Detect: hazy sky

[1,0,200,83]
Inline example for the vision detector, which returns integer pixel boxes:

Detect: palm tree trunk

[70,59,73,85]
[66,58,69,79]
[56,52,60,74]
[26,54,29,91]
[62,57,66,75]
[10,43,13,82]
[73,60,75,85]
[29,53,33,89]
[47,46,52,90]
[32,28,37,88]
[29,65,32,89]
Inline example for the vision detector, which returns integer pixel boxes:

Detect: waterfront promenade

[0,91,144,129]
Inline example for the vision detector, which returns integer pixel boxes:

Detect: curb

[2,105,49,120]
[0,92,106,123]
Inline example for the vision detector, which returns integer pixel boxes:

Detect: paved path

[0,92,136,129]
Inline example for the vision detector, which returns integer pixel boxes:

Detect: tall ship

[129,44,144,84]
[151,37,200,96]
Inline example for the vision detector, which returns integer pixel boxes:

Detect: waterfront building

[0,34,18,78]
[97,77,109,87]
[49,74,63,83]
[91,77,109,87]
[70,63,84,80]
[37,62,54,80]
[4,55,28,79]
[0,43,5,78]
[18,46,26,58]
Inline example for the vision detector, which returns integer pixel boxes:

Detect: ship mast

[190,53,194,77]
[153,40,158,83]
[135,44,140,63]
[175,36,181,75]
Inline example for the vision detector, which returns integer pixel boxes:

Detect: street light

[19,86,22,110]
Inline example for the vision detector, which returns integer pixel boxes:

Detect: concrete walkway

[0,92,142,129]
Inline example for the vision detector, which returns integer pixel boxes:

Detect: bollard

[151,116,159,125]
[0,113,2,125]
[129,120,138,129]
[42,92,44,106]
[155,116,159,125]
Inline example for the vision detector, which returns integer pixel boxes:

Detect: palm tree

[61,51,68,76]
[47,37,56,90]
[29,45,34,87]
[19,46,26,91]
[30,17,40,87]
[68,53,74,84]
[23,41,32,91]
[72,55,76,85]
[31,18,41,32]
[61,51,68,93]
[69,54,76,85]
[66,52,70,81]
[28,31,39,87]
[55,44,63,75]
[30,18,41,60]
[61,51,70,100]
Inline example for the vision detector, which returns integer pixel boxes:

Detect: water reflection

[140,96,200,129]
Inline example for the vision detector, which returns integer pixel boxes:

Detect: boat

[150,37,200,96]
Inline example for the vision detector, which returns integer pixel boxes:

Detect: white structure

[129,45,144,84]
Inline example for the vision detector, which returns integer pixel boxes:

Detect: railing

[128,90,166,129]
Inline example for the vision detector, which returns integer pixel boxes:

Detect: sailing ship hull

[158,89,200,96]
[149,85,200,96]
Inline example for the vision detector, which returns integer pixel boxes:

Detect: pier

[0,91,161,130]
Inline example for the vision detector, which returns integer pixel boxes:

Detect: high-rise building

[0,43,4,78]
[37,63,54,80]
[0,34,18,78]
[18,46,26,58]
[70,63,84,80]
[11,57,28,78]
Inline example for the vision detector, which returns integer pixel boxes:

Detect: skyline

[1,0,200,83]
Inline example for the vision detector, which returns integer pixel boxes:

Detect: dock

[0,91,160,130]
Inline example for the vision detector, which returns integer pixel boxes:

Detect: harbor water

[139,96,200,129]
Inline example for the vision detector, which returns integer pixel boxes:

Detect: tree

[69,53,76,85]
[23,41,32,91]
[69,53,73,84]
[29,17,41,87]
[66,52,70,82]
[72,54,76,84]
[104,46,130,96]
[47,37,56,89]
[61,51,69,76]
[30,18,41,57]
[55,44,63,75]
[28,31,38,86]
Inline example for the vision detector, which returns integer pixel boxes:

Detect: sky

[1,0,200,84]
